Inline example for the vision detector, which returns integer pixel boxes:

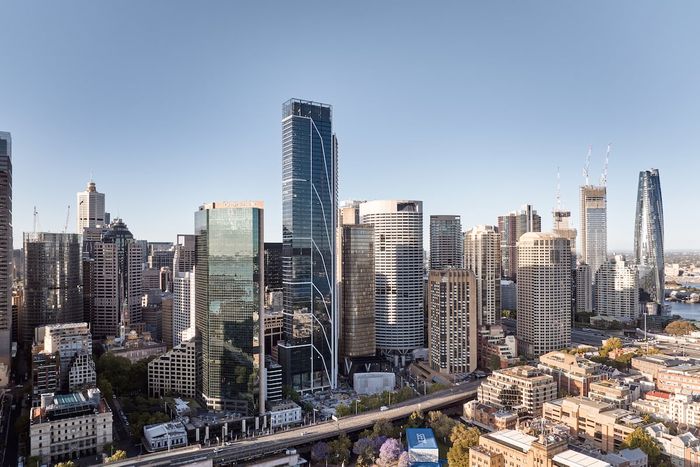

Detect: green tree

[55,462,77,467]
[327,434,352,465]
[622,428,661,465]
[97,376,113,400]
[282,385,300,403]
[403,410,424,429]
[665,320,697,336]
[447,425,480,467]
[486,354,502,371]
[335,403,352,418]
[105,449,128,462]
[426,411,457,443]
[373,419,399,438]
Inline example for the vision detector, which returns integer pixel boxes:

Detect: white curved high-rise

[360,200,423,363]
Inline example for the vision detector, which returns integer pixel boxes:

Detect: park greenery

[335,386,416,417]
[447,425,481,467]
[665,320,698,336]
[621,428,662,465]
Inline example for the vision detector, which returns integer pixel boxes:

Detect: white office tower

[516,232,572,357]
[76,181,106,232]
[575,263,593,313]
[172,271,195,347]
[594,255,639,322]
[360,200,424,366]
[464,225,501,326]
[580,185,607,281]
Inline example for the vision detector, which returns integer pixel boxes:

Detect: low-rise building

[143,421,188,452]
[406,428,439,465]
[630,355,698,382]
[645,423,700,467]
[542,397,642,452]
[268,400,302,428]
[148,339,195,398]
[537,351,606,396]
[478,366,557,417]
[588,379,634,409]
[657,364,700,395]
[106,330,167,363]
[67,352,96,392]
[469,429,611,467]
[463,400,518,431]
[30,388,113,465]
[478,325,518,369]
[632,391,700,427]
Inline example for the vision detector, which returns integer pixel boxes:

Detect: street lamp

[313,408,318,425]
[354,399,360,415]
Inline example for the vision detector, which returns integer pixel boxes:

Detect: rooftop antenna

[33,206,39,233]
[600,143,612,186]
[583,145,592,185]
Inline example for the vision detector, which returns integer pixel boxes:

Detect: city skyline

[0,2,698,250]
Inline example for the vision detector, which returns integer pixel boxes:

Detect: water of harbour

[670,301,700,321]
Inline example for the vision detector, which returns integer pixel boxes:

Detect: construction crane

[582,145,592,185]
[63,205,70,233]
[33,206,39,233]
[555,166,562,210]
[600,143,612,186]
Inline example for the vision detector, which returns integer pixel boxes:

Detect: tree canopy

[447,424,480,467]
[665,320,697,336]
[622,428,661,465]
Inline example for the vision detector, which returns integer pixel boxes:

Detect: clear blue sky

[1,1,697,250]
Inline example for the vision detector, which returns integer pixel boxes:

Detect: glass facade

[0,132,10,369]
[279,99,337,391]
[579,186,608,282]
[341,224,375,358]
[23,233,83,344]
[195,202,264,414]
[429,215,463,270]
[634,169,664,308]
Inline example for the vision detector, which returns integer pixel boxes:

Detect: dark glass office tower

[195,201,264,414]
[0,132,10,377]
[22,233,83,345]
[278,99,338,391]
[264,242,283,291]
[634,169,664,311]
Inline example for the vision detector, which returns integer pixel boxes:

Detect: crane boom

[64,205,70,233]
[600,143,611,186]
[583,145,592,185]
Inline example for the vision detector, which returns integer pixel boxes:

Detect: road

[104,382,480,466]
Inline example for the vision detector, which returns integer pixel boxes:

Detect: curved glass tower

[279,99,337,392]
[634,169,664,310]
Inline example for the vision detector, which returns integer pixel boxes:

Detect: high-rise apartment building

[89,241,118,338]
[516,232,571,357]
[580,185,607,281]
[195,201,264,414]
[22,233,83,345]
[634,169,664,311]
[497,205,541,280]
[464,225,501,326]
[595,255,639,321]
[429,215,463,269]
[428,269,478,375]
[172,271,195,348]
[0,132,11,382]
[76,181,106,233]
[340,224,375,360]
[278,99,338,392]
[575,263,593,313]
[360,200,424,365]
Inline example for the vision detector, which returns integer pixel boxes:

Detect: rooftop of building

[493,365,553,382]
[552,449,613,467]
[484,429,538,453]
[31,388,108,424]
[539,351,601,375]
[144,421,187,441]
[269,400,300,411]
[199,201,264,211]
[406,428,438,450]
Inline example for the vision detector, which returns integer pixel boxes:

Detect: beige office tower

[594,255,639,321]
[579,185,607,281]
[428,269,478,375]
[553,209,577,269]
[464,225,501,326]
[575,263,593,313]
[76,181,106,233]
[516,232,571,357]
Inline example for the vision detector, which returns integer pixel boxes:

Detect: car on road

[380,406,388,411]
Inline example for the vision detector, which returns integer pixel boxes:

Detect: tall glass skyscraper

[0,132,11,381]
[195,201,264,413]
[429,215,463,270]
[278,99,338,392]
[634,169,664,310]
